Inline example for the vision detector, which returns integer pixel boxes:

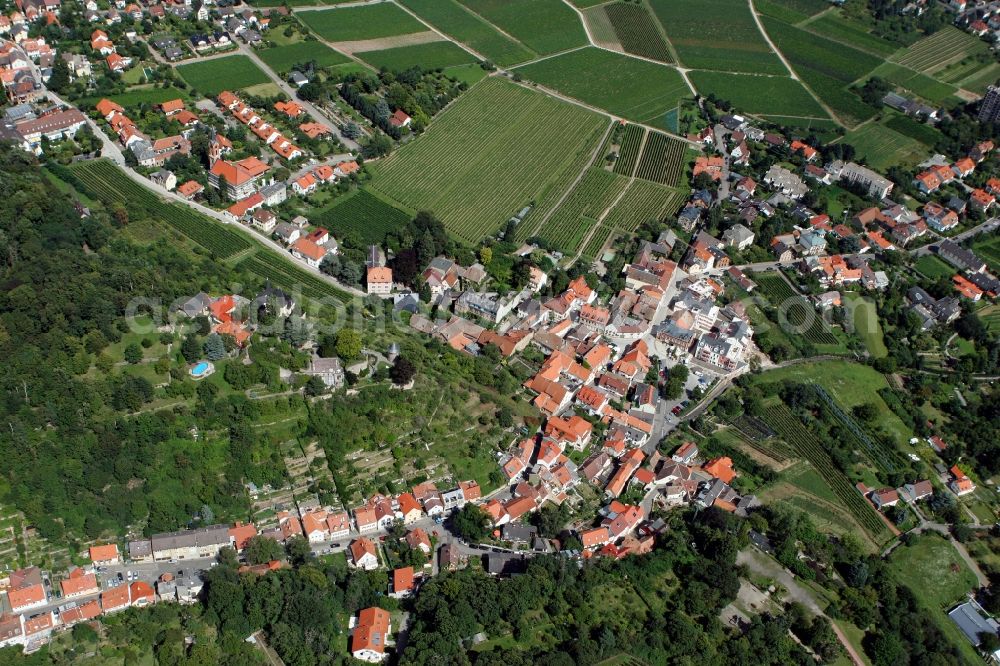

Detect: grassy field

[892,27,988,76]
[841,121,928,170]
[456,0,588,54]
[801,11,899,57]
[868,62,957,104]
[177,56,269,95]
[971,232,1000,272]
[515,47,689,126]
[371,77,607,244]
[648,0,786,74]
[257,41,350,74]
[298,3,426,41]
[398,0,535,66]
[80,85,191,108]
[888,535,983,664]
[883,113,944,146]
[915,254,955,279]
[444,63,489,85]
[755,360,913,446]
[844,293,887,359]
[310,188,413,245]
[357,40,475,71]
[688,71,826,117]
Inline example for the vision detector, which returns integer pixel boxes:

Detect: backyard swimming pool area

[189,361,215,380]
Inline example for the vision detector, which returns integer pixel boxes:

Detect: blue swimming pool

[190,362,210,377]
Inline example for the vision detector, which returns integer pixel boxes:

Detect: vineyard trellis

[538,168,628,253]
[613,125,645,176]
[754,272,839,345]
[604,179,685,232]
[239,252,351,303]
[71,161,252,260]
[811,384,906,475]
[763,404,891,540]
[605,2,673,63]
[635,131,687,186]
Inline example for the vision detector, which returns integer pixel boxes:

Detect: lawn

[914,254,955,279]
[309,188,413,245]
[515,47,690,126]
[840,121,928,170]
[177,56,269,95]
[370,77,608,244]
[298,3,426,42]
[754,360,913,446]
[443,63,488,85]
[357,40,475,71]
[687,71,826,117]
[648,0,786,74]
[399,0,535,66]
[80,85,190,108]
[456,0,588,54]
[843,293,887,359]
[257,41,350,74]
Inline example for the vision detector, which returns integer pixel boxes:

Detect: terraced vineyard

[604,179,685,231]
[635,131,687,186]
[238,252,351,302]
[372,77,607,244]
[538,168,629,253]
[71,161,253,259]
[754,272,839,345]
[763,404,891,541]
[613,124,645,176]
[605,2,672,63]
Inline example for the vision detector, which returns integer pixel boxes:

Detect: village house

[351,607,391,662]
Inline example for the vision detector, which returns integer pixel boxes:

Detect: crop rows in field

[538,168,628,253]
[754,273,839,345]
[456,0,588,55]
[71,161,252,259]
[635,131,686,186]
[892,27,987,75]
[605,2,672,63]
[399,0,535,66]
[311,189,411,245]
[763,404,890,539]
[238,252,351,302]
[812,384,906,475]
[373,77,607,244]
[613,125,645,176]
[604,180,684,231]
[581,223,616,260]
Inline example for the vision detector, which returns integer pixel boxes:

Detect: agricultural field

[800,11,899,57]
[753,272,839,345]
[456,0,588,54]
[613,125,645,176]
[688,71,826,118]
[238,252,351,302]
[516,47,689,126]
[972,232,1000,272]
[841,121,928,170]
[582,5,619,50]
[761,16,882,126]
[634,131,688,187]
[867,62,956,104]
[755,0,828,24]
[357,41,476,71]
[603,179,685,231]
[843,293,887,359]
[762,404,891,542]
[257,41,350,74]
[604,2,672,63]
[398,0,535,66]
[648,0,787,74]
[883,113,945,148]
[177,56,269,96]
[580,224,616,261]
[298,3,426,42]
[892,27,988,76]
[70,161,253,260]
[979,303,1000,334]
[537,168,629,253]
[310,189,413,245]
[371,77,607,244]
